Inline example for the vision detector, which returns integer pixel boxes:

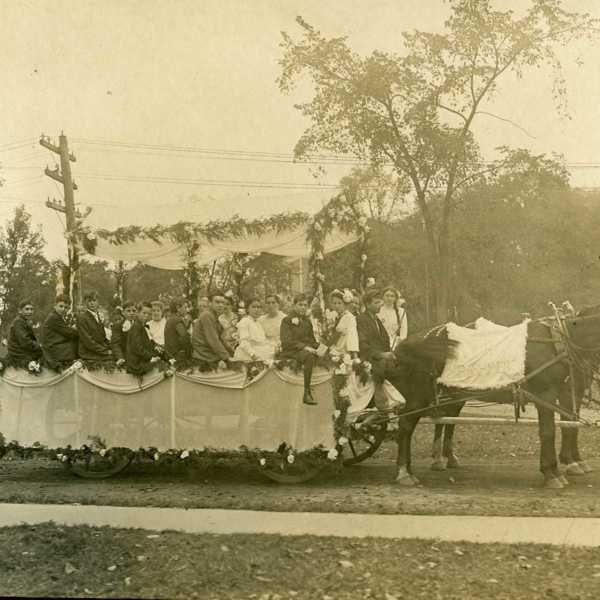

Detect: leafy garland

[306,193,372,306]
[77,211,311,255]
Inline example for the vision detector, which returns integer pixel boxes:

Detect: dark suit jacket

[126,319,157,376]
[42,310,78,368]
[111,319,130,362]
[191,310,232,363]
[77,310,111,362]
[164,316,191,362]
[357,312,391,362]
[279,314,318,359]
[6,315,42,365]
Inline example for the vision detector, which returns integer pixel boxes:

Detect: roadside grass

[2,522,600,600]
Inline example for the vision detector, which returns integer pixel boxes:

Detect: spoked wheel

[343,412,387,466]
[260,462,325,484]
[67,450,133,479]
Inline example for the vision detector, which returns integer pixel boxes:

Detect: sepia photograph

[1,1,600,598]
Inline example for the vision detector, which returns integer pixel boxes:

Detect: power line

[0,138,38,151]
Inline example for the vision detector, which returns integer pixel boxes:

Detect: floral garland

[0,436,341,476]
[306,194,372,304]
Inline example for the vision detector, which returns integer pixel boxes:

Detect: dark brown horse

[393,307,600,489]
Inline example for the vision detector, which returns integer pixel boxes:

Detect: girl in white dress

[328,289,359,357]
[378,287,408,350]
[233,297,276,363]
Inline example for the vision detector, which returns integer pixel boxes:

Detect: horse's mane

[394,333,458,370]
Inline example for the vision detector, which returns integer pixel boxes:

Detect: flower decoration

[338,386,350,398]
[366,277,376,288]
[224,289,234,298]
[99,449,107,457]
[316,272,325,281]
[291,317,300,326]
[122,320,132,332]
[338,436,348,446]
[27,361,41,374]
[86,232,97,241]
[342,289,354,303]
[154,452,160,461]
[327,448,339,461]
[287,453,295,465]
[180,450,190,459]
[259,458,266,467]
[313,221,322,232]
[361,254,368,263]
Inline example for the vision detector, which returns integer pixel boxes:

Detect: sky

[1,0,599,262]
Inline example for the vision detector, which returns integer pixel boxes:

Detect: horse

[392,306,600,489]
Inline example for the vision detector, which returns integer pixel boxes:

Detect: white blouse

[147,317,166,346]
[331,311,359,354]
[233,316,276,362]
[378,305,408,347]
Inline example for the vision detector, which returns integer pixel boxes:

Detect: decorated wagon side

[0,199,387,481]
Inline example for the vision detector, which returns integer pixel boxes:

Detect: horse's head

[566,304,600,352]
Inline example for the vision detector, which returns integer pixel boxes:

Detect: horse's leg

[535,399,563,489]
[442,402,464,469]
[558,385,587,476]
[395,416,420,486]
[431,424,446,471]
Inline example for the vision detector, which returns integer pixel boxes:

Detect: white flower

[0,361,4,370]
[364,225,371,233]
[363,361,372,373]
[291,317,300,326]
[56,453,63,460]
[259,458,266,467]
[28,361,40,372]
[122,320,132,332]
[333,409,341,419]
[316,272,325,281]
[165,368,175,377]
[224,289,234,298]
[72,360,83,371]
[153,452,160,461]
[338,436,348,446]
[342,289,354,303]
[361,254,368,263]
[366,277,376,287]
[338,387,350,398]
[368,435,376,443]
[327,448,339,461]
[287,454,295,464]
[330,354,341,364]
[352,358,361,365]
[238,301,245,308]
[169,358,176,365]
[217,360,228,371]
[343,354,352,366]
[86,232,97,241]
[314,221,322,232]
[238,308,246,316]
[180,450,190,459]
[61,454,69,462]
[99,448,107,457]
[334,364,347,375]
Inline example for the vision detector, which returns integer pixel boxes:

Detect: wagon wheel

[66,450,133,479]
[343,415,387,466]
[260,461,325,483]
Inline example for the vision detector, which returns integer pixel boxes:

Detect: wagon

[0,362,386,482]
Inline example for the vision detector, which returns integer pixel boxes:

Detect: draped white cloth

[90,225,358,270]
[438,318,530,390]
[0,366,348,451]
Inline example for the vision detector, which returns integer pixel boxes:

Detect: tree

[0,206,56,333]
[279,0,598,322]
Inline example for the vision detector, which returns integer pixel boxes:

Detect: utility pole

[40,133,91,306]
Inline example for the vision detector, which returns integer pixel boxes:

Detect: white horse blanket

[437,317,529,390]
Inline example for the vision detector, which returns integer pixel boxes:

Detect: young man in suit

[77,291,112,363]
[41,294,78,370]
[191,291,233,368]
[279,293,320,405]
[126,301,162,376]
[111,300,137,367]
[357,288,402,405]
[6,299,43,368]
[164,298,192,363]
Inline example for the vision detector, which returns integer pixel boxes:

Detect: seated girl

[233,297,276,363]
[328,289,359,357]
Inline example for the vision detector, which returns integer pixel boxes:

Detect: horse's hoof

[395,473,417,486]
[565,462,585,476]
[410,475,421,485]
[446,454,460,469]
[558,474,569,486]
[431,460,447,471]
[578,460,593,474]
[544,477,564,490]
